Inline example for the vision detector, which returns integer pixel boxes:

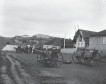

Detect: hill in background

[33,34,53,39]
[0,34,73,50]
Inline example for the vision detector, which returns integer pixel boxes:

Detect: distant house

[73,29,96,48]
[43,38,61,49]
[89,30,106,52]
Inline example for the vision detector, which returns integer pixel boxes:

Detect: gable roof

[90,29,106,36]
[79,29,97,38]
[74,29,97,39]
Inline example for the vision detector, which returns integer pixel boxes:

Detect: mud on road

[0,53,37,84]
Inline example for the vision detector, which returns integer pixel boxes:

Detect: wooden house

[73,29,96,48]
[89,30,106,52]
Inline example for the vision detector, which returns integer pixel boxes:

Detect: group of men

[16,45,41,53]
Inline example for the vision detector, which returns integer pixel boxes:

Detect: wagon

[15,46,23,53]
[36,49,64,67]
[72,48,101,66]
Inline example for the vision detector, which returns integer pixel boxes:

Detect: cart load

[36,48,64,67]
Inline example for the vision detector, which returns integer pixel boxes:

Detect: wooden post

[64,34,66,49]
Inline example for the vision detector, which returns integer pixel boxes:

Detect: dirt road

[0,53,36,84]
[0,52,106,84]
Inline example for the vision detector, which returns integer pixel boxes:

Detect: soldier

[24,46,29,53]
[29,45,33,53]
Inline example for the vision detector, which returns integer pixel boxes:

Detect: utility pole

[64,34,66,48]
[74,26,76,34]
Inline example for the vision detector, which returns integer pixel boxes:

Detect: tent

[2,45,18,51]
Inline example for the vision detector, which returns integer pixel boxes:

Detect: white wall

[43,45,60,49]
[43,45,53,49]
[76,35,85,48]
[61,48,77,54]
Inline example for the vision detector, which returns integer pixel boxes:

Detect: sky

[0,0,106,39]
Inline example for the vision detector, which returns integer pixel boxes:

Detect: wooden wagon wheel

[47,52,63,68]
[82,51,92,65]
[89,52,101,67]
[50,58,62,68]
[83,53,92,65]
[72,50,81,63]
[48,59,57,67]
[56,53,64,67]
[57,53,64,62]
[52,52,64,67]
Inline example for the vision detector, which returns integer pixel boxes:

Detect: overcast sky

[0,0,106,39]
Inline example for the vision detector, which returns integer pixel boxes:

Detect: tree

[21,39,27,43]
[61,38,73,48]
[31,36,36,40]
[6,42,10,45]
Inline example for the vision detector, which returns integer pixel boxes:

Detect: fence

[61,48,77,54]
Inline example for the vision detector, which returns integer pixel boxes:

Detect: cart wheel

[57,53,64,63]
[48,59,56,67]
[50,60,62,68]
[56,60,62,67]
[81,58,86,64]
[50,59,62,68]
[72,51,81,63]
[49,60,55,67]
[57,53,64,67]
[90,52,101,67]
[84,53,92,65]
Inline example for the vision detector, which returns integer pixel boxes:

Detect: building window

[103,37,106,44]
[81,43,83,46]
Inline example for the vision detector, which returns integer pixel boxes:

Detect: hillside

[0,34,73,49]
[44,38,61,46]
[34,34,53,39]
[0,36,15,50]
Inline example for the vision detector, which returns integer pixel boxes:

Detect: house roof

[74,29,97,39]
[90,29,106,36]
[73,29,106,44]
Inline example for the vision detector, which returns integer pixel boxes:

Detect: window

[81,43,83,46]
[103,37,106,44]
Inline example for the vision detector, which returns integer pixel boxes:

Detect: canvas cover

[2,45,18,51]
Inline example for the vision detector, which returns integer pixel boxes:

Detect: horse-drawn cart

[72,48,101,66]
[36,49,64,67]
